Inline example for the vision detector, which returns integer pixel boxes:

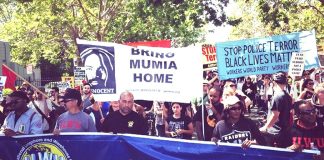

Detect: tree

[0,0,236,73]
[229,0,324,42]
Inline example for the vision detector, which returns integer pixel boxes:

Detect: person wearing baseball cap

[53,88,96,134]
[0,91,43,136]
[212,96,265,148]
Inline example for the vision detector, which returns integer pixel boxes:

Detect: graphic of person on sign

[80,47,116,94]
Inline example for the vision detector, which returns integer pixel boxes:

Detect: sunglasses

[300,108,317,115]
[308,83,314,85]
[229,84,237,88]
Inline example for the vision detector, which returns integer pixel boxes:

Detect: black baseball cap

[62,88,82,102]
[272,71,287,84]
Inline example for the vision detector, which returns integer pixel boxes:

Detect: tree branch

[97,0,104,41]
[101,0,125,41]
[307,0,324,18]
[76,0,94,30]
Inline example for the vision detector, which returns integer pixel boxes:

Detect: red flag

[2,64,16,91]
[125,40,171,48]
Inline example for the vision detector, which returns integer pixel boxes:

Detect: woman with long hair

[165,102,193,139]
[298,78,314,100]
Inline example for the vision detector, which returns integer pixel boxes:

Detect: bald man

[102,91,147,135]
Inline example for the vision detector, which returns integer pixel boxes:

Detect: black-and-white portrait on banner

[79,46,116,94]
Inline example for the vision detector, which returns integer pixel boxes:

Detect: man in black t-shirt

[101,91,147,135]
[259,71,293,147]
[286,100,324,159]
[195,87,224,141]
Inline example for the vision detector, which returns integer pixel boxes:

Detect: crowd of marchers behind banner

[0,69,324,159]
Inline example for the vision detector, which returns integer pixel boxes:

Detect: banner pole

[2,64,60,107]
[202,98,205,141]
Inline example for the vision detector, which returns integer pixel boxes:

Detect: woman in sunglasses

[286,100,324,158]
[298,79,315,100]
[211,96,265,148]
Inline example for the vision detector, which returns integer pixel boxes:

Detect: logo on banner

[221,130,251,144]
[18,138,71,160]
[80,47,116,94]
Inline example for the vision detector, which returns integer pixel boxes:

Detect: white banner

[77,39,202,102]
[0,76,6,101]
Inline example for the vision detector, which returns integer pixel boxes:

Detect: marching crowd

[0,69,324,159]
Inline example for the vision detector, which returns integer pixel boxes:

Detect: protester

[242,77,257,113]
[26,90,35,102]
[49,87,60,106]
[84,97,105,131]
[101,91,147,135]
[259,71,293,147]
[313,71,321,89]
[312,86,324,127]
[28,88,54,133]
[48,93,67,126]
[195,87,224,141]
[285,100,324,159]
[211,96,266,148]
[18,82,31,92]
[222,79,252,113]
[82,83,93,110]
[192,80,210,140]
[255,75,273,112]
[53,88,96,134]
[0,91,43,136]
[153,101,167,137]
[165,102,193,140]
[298,79,315,100]
[108,100,119,113]
[299,70,312,94]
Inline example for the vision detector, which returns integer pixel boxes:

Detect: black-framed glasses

[300,108,317,115]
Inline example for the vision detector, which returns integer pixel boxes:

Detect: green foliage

[0,0,234,71]
[229,0,324,41]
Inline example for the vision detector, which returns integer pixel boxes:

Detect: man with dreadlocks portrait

[80,47,116,94]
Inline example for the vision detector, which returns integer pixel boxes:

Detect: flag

[125,40,171,48]
[2,64,16,91]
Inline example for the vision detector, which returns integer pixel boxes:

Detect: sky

[204,0,238,44]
